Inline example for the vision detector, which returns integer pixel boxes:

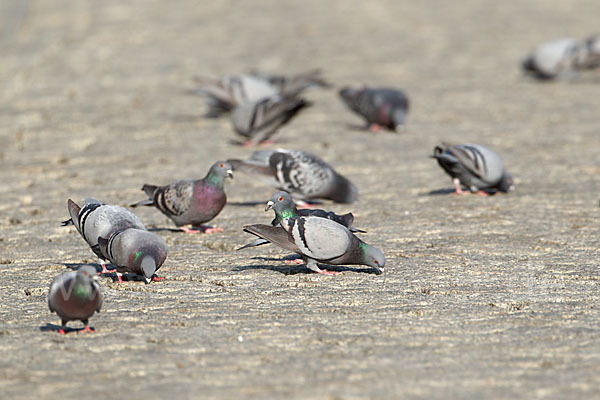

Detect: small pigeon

[431,143,514,196]
[243,216,385,275]
[130,161,233,233]
[62,198,146,273]
[98,229,168,284]
[231,94,310,146]
[339,86,409,132]
[227,149,358,204]
[523,35,600,79]
[48,265,103,334]
[238,190,365,251]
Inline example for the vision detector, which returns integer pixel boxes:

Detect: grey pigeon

[98,228,168,284]
[62,198,146,273]
[231,94,310,146]
[130,161,233,233]
[431,143,514,195]
[339,86,409,132]
[523,35,600,79]
[48,265,103,334]
[227,149,358,204]
[243,216,385,275]
[238,190,365,251]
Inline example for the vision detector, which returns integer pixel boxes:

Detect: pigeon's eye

[219,163,224,168]
[278,196,283,201]
[374,260,378,264]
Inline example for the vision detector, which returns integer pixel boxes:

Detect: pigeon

[130,161,233,233]
[62,198,146,273]
[238,190,365,251]
[48,265,103,334]
[523,35,600,79]
[231,94,310,146]
[431,143,514,196]
[98,229,168,284]
[339,86,409,132]
[227,149,358,204]
[243,216,385,275]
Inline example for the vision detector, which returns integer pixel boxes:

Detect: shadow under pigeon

[39,323,96,334]
[234,257,380,275]
[426,188,456,196]
[63,262,103,272]
[62,263,148,282]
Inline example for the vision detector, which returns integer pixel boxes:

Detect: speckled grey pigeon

[231,95,310,146]
[339,86,409,132]
[48,265,102,334]
[243,216,385,275]
[238,190,365,251]
[62,198,146,273]
[227,149,358,204]
[431,143,514,195]
[523,35,600,79]
[130,161,233,233]
[98,229,168,284]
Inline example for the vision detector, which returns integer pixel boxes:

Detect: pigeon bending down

[431,143,514,196]
[243,216,384,275]
[98,229,168,284]
[238,190,366,251]
[231,95,310,146]
[523,35,600,80]
[227,149,358,204]
[48,266,103,334]
[130,161,233,233]
[339,86,409,132]
[62,198,146,273]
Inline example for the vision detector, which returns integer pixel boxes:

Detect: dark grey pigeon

[98,229,168,284]
[130,161,233,233]
[431,143,514,196]
[227,149,358,204]
[231,95,310,146]
[238,190,365,251]
[62,198,146,273]
[48,265,103,334]
[339,86,409,132]
[243,216,385,275]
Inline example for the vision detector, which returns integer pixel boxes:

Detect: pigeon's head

[209,161,234,181]
[265,191,296,215]
[498,172,515,193]
[360,242,385,274]
[77,265,99,279]
[338,87,361,109]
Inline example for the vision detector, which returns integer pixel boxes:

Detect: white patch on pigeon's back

[292,217,349,260]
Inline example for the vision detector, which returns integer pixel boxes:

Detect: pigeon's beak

[265,200,274,212]
[226,169,233,179]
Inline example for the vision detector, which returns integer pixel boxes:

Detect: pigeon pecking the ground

[130,161,233,233]
[62,198,146,274]
[431,143,514,196]
[238,190,366,251]
[522,34,600,80]
[339,86,410,132]
[48,265,103,334]
[227,149,358,205]
[98,228,168,283]
[243,215,385,275]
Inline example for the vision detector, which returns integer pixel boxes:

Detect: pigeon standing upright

[62,198,146,273]
[227,149,358,205]
[243,216,385,275]
[48,265,103,334]
[431,143,514,195]
[339,86,410,132]
[130,161,233,233]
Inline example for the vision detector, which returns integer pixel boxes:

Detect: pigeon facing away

[48,266,103,334]
[523,35,600,80]
[231,95,310,146]
[339,86,409,132]
[227,149,358,204]
[243,216,385,275]
[62,198,146,273]
[431,143,514,196]
[238,190,365,251]
[98,229,168,284]
[130,161,233,233]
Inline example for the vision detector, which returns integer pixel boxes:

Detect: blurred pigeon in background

[130,161,233,233]
[339,86,409,132]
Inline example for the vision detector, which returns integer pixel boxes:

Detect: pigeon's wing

[283,217,351,260]
[243,224,301,254]
[154,181,194,217]
[445,144,487,180]
[268,150,334,197]
[237,238,270,251]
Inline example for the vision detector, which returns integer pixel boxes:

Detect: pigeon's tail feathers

[67,199,81,227]
[243,224,298,253]
[340,212,366,233]
[522,55,536,72]
[142,184,158,198]
[237,238,270,251]
[130,198,154,208]
[130,185,158,207]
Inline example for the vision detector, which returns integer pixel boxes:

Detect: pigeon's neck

[358,242,369,262]
[72,276,92,300]
[276,208,298,222]
[204,172,224,187]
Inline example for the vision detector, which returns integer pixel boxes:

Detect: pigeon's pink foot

[476,190,489,197]
[242,140,254,148]
[116,273,123,283]
[151,276,165,282]
[80,325,94,333]
[315,268,340,276]
[58,328,66,335]
[100,263,110,274]
[451,178,468,195]
[201,226,223,234]
[284,259,304,264]
[180,226,201,234]
[259,139,276,145]
[369,123,382,133]
[451,189,469,196]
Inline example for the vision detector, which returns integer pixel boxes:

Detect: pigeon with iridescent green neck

[131,161,233,233]
[243,215,384,275]
[48,266,103,334]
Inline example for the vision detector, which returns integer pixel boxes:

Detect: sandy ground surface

[1,0,600,399]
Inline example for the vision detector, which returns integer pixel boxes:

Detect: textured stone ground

[1,1,599,399]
